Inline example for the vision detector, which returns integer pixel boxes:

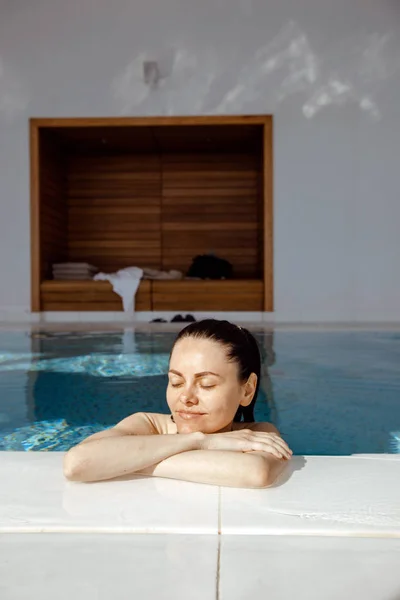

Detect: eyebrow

[168,369,222,378]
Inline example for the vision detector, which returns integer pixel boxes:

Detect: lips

[176,411,206,420]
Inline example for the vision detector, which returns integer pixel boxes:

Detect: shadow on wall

[112,21,400,120]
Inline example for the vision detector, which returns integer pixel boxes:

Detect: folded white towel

[53,267,97,275]
[94,267,143,313]
[53,262,98,272]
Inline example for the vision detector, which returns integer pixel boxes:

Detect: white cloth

[94,267,143,313]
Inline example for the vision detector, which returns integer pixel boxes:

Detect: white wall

[1,0,399,322]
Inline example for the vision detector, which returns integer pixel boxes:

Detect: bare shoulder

[141,413,177,435]
[79,412,174,445]
[116,412,175,435]
[233,421,280,435]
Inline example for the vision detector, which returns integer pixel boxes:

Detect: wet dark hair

[171,319,261,422]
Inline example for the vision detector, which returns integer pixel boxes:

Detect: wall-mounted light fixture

[143,61,161,88]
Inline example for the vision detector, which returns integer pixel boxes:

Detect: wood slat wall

[66,154,162,272]
[65,150,262,278]
[39,131,68,280]
[40,280,262,312]
[161,153,263,277]
[37,123,268,312]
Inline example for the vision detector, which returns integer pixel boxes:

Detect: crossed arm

[63,413,291,488]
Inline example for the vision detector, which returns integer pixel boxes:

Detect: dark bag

[187,254,233,279]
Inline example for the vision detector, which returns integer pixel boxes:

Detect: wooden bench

[40,280,151,311]
[152,280,263,311]
[40,280,263,312]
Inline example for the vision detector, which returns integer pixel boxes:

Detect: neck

[215,421,234,433]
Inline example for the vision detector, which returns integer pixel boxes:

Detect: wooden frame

[30,122,41,312]
[263,118,274,312]
[30,115,273,312]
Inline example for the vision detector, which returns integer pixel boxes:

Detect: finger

[256,441,292,459]
[241,440,284,459]
[237,439,283,457]
[249,433,292,456]
[270,440,292,459]
[264,435,292,455]
[243,449,290,460]
[269,437,292,455]
[262,444,285,459]
[248,431,284,443]
[237,433,292,458]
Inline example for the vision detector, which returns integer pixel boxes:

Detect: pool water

[0,329,399,455]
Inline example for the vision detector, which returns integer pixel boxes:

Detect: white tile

[78,311,171,323]
[220,456,400,536]
[131,311,159,322]
[0,452,219,533]
[0,533,218,600]
[74,311,267,324]
[1,309,39,323]
[352,454,400,460]
[262,311,275,323]
[78,311,131,322]
[219,535,400,600]
[28,313,42,323]
[41,312,82,323]
[8,320,399,332]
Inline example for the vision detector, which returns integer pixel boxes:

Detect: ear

[240,373,258,407]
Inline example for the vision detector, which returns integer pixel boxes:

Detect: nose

[180,382,199,406]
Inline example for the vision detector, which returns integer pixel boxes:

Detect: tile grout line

[218,486,222,535]
[216,487,222,600]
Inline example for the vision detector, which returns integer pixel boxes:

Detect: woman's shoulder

[116,412,176,435]
[232,421,280,435]
[147,413,177,435]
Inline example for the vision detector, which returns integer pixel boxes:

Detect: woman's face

[167,336,256,434]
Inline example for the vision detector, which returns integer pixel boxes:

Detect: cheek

[208,384,243,411]
[166,384,176,407]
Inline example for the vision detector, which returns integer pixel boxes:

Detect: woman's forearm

[63,432,204,482]
[139,450,287,488]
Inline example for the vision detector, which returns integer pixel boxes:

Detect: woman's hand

[200,429,293,460]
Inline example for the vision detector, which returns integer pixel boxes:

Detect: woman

[64,319,293,488]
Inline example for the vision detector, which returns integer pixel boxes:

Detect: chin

[177,421,205,435]
[176,418,230,435]
[174,415,207,435]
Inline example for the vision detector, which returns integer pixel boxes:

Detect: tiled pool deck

[1,452,400,599]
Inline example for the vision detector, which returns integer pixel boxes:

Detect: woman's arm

[139,450,288,488]
[139,421,291,487]
[64,413,291,487]
[63,413,204,482]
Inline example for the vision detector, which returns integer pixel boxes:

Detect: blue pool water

[0,329,399,455]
